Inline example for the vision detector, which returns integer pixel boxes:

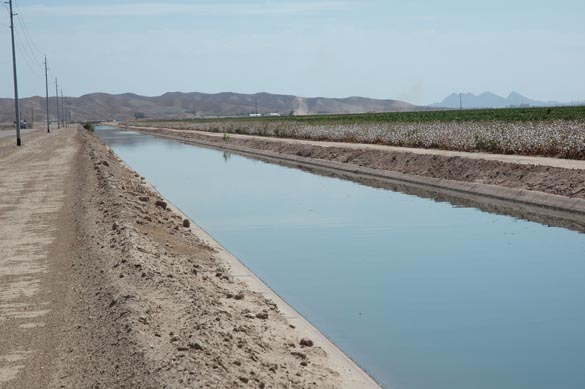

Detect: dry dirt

[127,126,585,200]
[0,128,377,388]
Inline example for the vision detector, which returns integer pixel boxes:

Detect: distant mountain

[431,92,566,109]
[0,92,420,123]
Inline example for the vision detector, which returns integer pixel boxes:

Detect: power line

[4,2,42,74]
[14,31,42,76]
[15,9,44,61]
[4,0,62,142]
[16,24,43,71]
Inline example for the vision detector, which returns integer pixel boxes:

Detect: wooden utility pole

[45,56,50,132]
[7,0,22,145]
[55,78,60,129]
[61,89,65,128]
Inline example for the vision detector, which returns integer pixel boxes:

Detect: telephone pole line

[44,56,50,133]
[55,78,60,129]
[7,0,22,146]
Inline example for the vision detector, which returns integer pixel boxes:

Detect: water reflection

[97,126,585,389]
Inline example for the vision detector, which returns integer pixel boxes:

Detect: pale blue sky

[1,0,584,105]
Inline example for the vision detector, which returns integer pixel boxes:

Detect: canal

[97,126,585,389]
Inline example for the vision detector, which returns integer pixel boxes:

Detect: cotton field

[142,119,585,159]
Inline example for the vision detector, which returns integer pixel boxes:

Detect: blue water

[97,127,585,389]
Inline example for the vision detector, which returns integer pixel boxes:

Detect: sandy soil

[0,127,80,388]
[0,128,39,139]
[125,126,585,200]
[0,127,379,388]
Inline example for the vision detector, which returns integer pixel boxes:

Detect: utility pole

[55,78,60,129]
[7,0,22,146]
[65,97,71,124]
[459,93,463,110]
[61,89,65,128]
[44,56,50,133]
[31,106,33,127]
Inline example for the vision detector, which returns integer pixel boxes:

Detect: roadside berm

[0,128,379,388]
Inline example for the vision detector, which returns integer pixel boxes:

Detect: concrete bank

[119,125,585,225]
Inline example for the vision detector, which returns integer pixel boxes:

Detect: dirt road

[0,128,79,388]
[0,128,39,139]
[0,128,379,388]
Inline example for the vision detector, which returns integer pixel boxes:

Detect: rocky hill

[431,91,567,109]
[0,92,419,123]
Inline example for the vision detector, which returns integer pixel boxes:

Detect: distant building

[249,113,262,117]
[267,113,281,117]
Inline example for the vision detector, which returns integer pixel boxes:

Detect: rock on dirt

[155,200,167,209]
[300,338,314,347]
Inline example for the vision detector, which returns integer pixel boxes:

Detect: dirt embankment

[66,131,373,388]
[0,128,375,388]
[126,126,585,201]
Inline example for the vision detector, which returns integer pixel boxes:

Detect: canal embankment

[74,129,380,388]
[119,124,585,231]
[0,127,380,388]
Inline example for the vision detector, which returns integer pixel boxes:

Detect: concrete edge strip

[121,125,585,218]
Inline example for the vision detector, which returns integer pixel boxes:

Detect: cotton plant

[142,119,585,159]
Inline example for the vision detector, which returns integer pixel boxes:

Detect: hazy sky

[1,0,584,105]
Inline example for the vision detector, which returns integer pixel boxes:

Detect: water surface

[98,126,585,389]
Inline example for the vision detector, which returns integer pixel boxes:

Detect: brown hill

[0,91,419,123]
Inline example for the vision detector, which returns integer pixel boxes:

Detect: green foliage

[149,106,585,126]
[474,134,499,153]
[83,122,95,132]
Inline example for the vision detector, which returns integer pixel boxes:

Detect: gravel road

[0,128,79,388]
